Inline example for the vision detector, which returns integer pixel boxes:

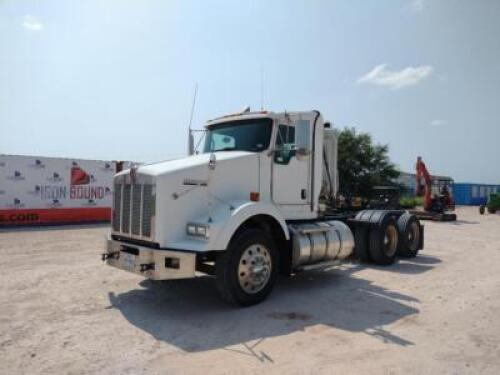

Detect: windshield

[203,118,272,153]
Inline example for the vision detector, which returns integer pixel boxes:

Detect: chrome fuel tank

[289,221,355,268]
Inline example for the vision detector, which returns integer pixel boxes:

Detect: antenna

[187,83,198,155]
[260,65,264,110]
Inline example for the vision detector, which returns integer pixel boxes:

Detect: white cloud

[22,15,43,31]
[411,0,425,12]
[429,119,447,126]
[357,64,433,90]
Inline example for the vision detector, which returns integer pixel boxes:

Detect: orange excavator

[415,156,457,221]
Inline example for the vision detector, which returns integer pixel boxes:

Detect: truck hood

[119,151,257,177]
[114,151,261,248]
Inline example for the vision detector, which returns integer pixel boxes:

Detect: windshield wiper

[213,147,236,152]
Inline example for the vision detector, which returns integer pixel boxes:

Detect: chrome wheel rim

[238,244,271,294]
[383,225,398,257]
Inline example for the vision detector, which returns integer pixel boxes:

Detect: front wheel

[479,205,485,215]
[215,228,278,306]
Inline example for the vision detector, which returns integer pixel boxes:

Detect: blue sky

[1,0,499,183]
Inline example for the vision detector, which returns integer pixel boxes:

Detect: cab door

[271,119,311,205]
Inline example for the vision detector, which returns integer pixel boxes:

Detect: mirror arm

[296,148,311,157]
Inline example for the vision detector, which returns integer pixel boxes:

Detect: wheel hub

[238,244,271,294]
[383,225,398,257]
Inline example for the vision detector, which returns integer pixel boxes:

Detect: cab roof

[205,109,318,128]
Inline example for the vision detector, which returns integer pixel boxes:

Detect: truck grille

[112,183,155,238]
[142,185,154,237]
[112,184,121,232]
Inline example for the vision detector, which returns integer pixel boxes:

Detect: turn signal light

[250,192,260,202]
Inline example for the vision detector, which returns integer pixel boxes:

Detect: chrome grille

[112,183,121,232]
[112,182,155,238]
[131,185,142,235]
[122,185,131,233]
[142,185,154,237]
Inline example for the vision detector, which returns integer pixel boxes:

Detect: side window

[274,125,295,165]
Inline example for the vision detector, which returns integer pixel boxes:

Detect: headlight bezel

[186,223,210,239]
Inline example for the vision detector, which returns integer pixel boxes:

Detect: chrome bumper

[103,236,196,280]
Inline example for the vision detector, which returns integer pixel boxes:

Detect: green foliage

[337,127,400,198]
[400,196,423,209]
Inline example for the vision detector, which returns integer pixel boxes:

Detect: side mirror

[295,120,311,160]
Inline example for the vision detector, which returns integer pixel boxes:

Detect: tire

[354,226,371,263]
[487,206,496,214]
[215,228,278,306]
[369,216,399,265]
[479,205,485,215]
[396,213,421,258]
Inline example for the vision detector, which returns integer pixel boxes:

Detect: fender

[211,201,290,251]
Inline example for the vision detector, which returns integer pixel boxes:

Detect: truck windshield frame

[203,118,273,153]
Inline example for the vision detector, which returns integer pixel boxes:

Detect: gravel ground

[1,206,499,375]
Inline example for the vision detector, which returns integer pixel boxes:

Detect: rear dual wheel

[354,211,421,265]
[397,212,421,258]
[354,210,399,265]
[369,216,399,265]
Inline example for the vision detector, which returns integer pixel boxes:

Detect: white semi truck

[103,109,423,305]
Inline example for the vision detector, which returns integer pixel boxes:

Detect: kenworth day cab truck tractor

[103,109,424,306]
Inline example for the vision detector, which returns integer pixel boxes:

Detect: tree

[337,127,400,198]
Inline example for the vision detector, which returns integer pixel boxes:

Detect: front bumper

[103,236,196,280]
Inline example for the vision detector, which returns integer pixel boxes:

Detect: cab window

[203,118,273,153]
[274,125,295,165]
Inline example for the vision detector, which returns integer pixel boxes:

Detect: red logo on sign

[71,166,90,185]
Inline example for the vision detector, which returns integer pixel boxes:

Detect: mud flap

[418,223,425,250]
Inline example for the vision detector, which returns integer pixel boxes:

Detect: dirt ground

[1,206,499,375]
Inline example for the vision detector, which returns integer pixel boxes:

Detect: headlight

[186,223,209,239]
[186,224,197,236]
[196,226,207,237]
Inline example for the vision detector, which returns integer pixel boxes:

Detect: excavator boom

[414,156,456,220]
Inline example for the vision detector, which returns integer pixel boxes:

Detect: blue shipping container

[453,183,500,205]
